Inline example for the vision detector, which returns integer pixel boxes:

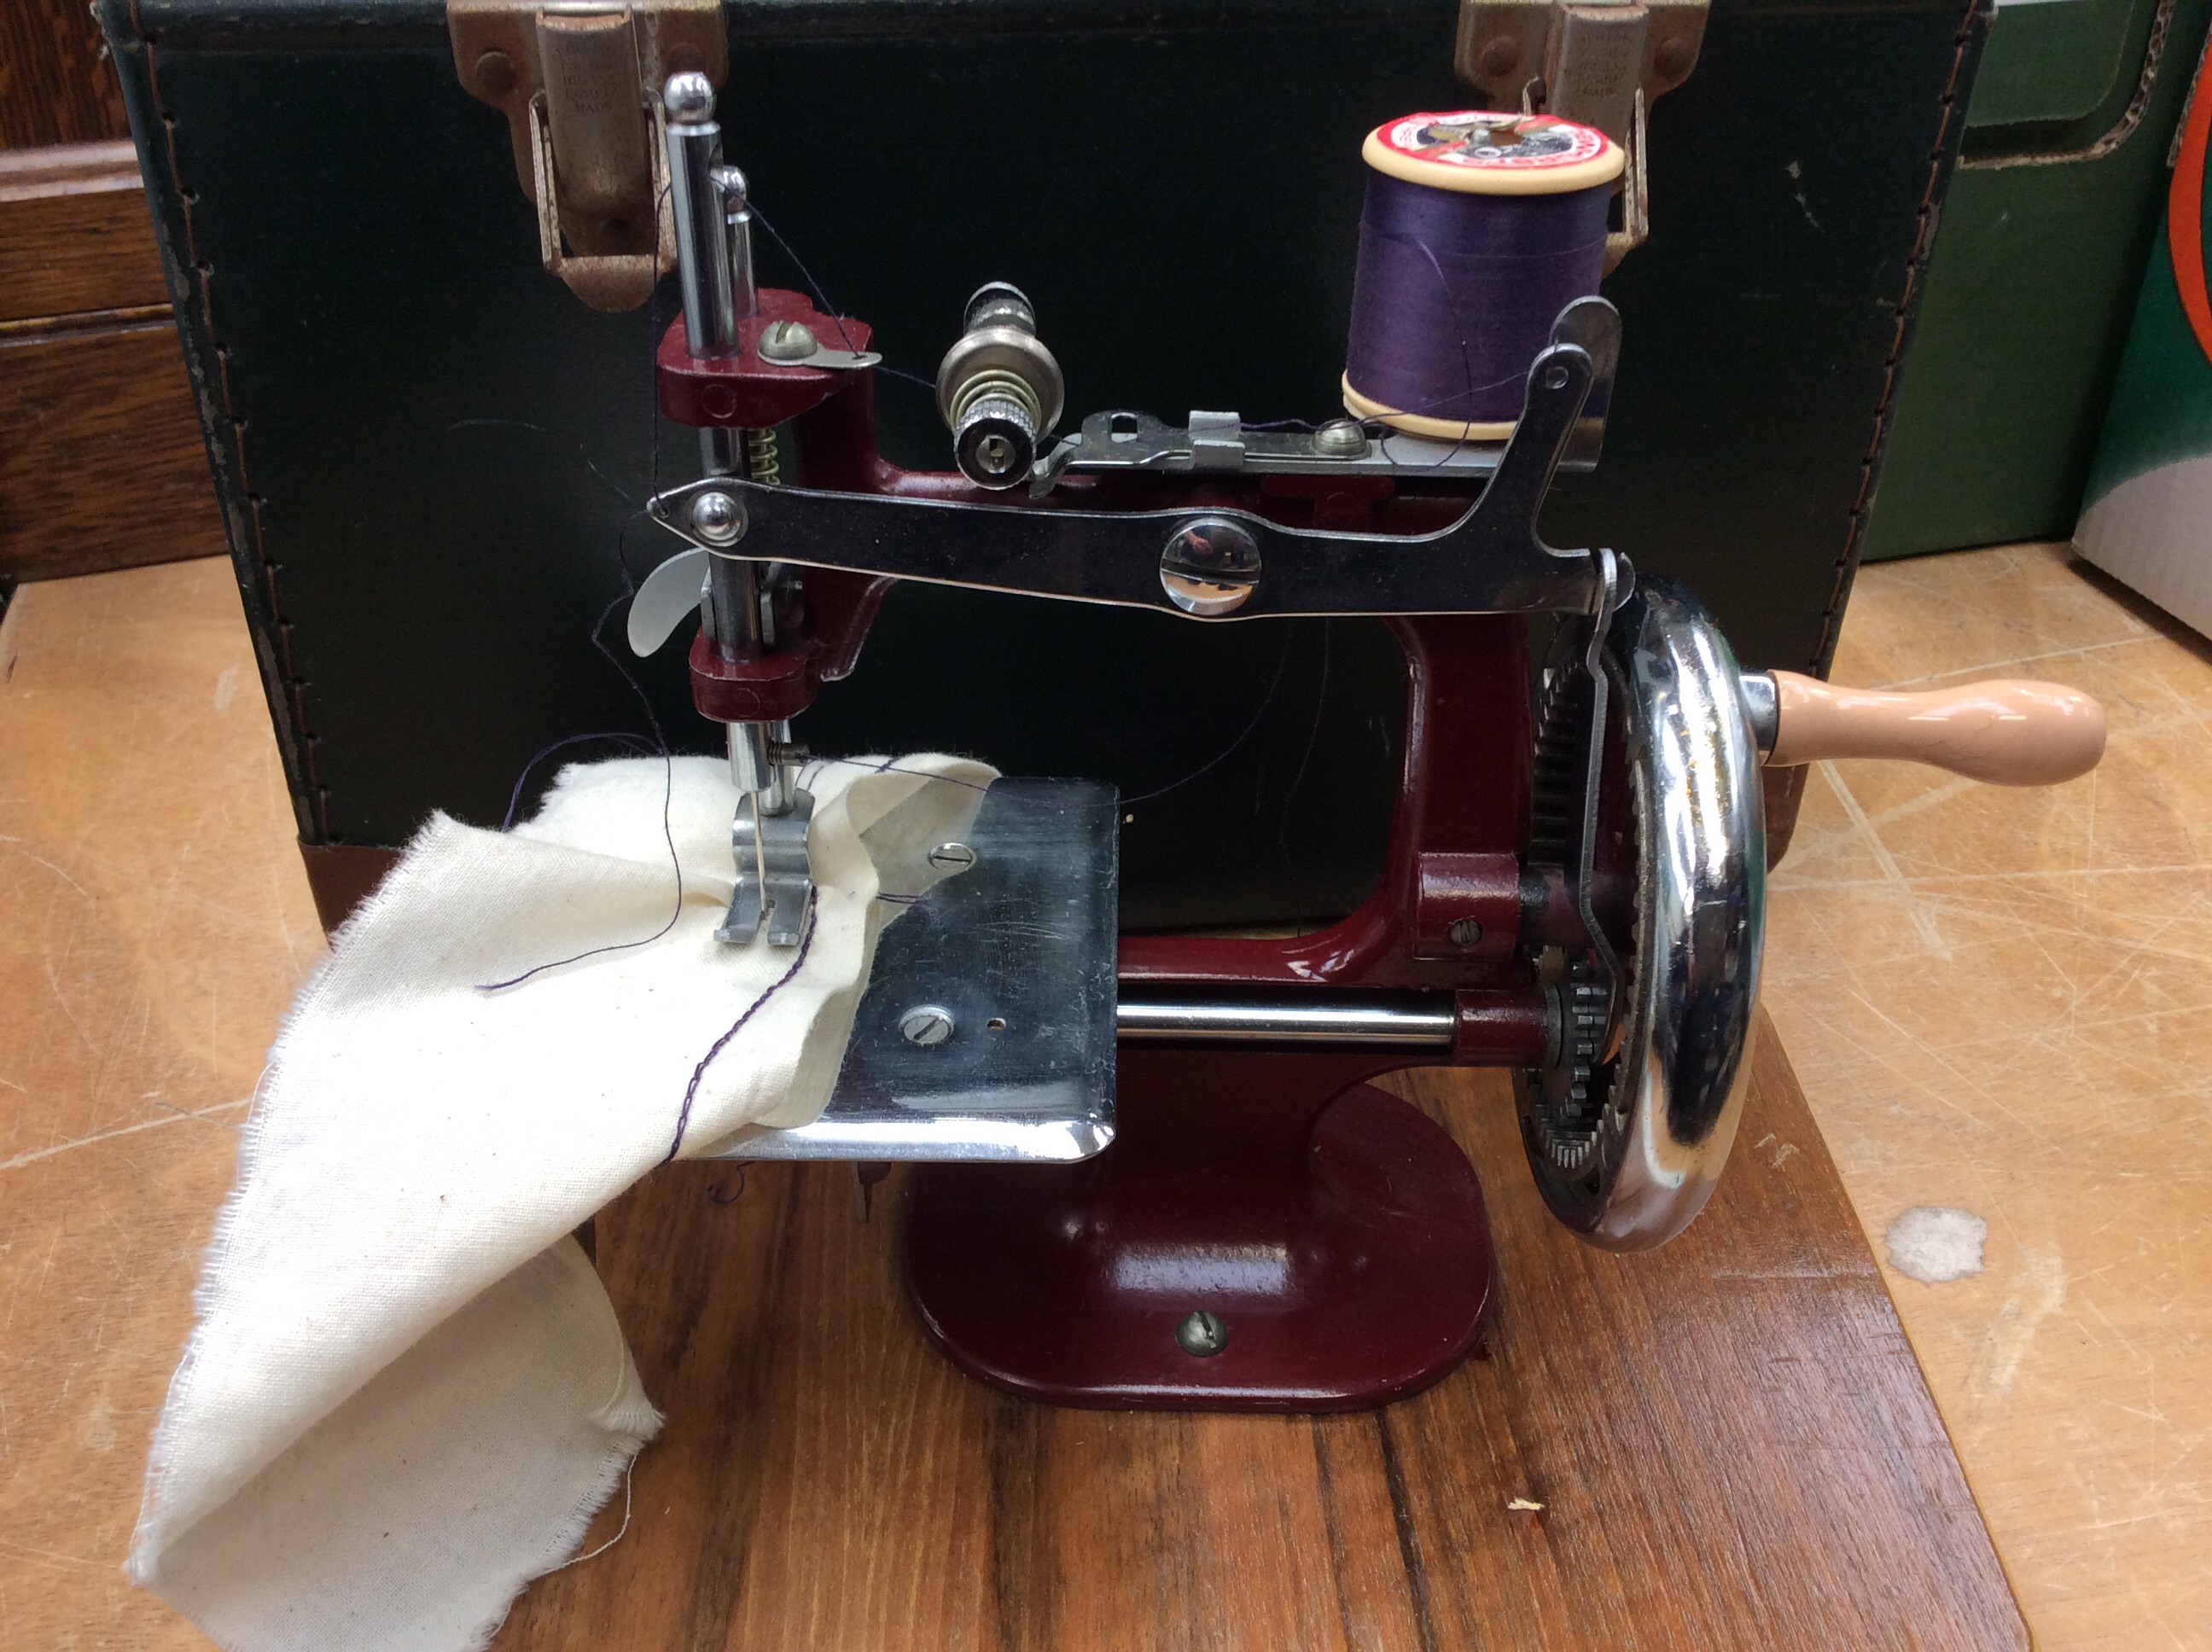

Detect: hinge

[1455,0,1705,268]
[451,0,726,311]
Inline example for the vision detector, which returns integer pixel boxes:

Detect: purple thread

[1277,619,1332,925]
[444,418,640,512]
[665,904,818,1163]
[477,201,761,995]
[707,1166,748,1204]
[1122,625,1297,806]
[1345,170,1610,428]
[748,201,863,355]
[784,621,1290,821]
[747,204,975,399]
[474,577,682,993]
[499,731,658,832]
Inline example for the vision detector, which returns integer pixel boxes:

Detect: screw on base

[1174,1310,1229,1357]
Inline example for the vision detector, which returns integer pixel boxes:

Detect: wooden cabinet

[0,0,224,584]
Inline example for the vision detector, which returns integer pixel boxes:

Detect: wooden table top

[498,1044,2022,1651]
[1762,544,2212,1648]
[1,559,2026,1648]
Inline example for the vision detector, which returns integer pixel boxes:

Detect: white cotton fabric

[128,752,994,1652]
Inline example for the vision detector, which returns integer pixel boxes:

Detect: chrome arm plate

[644,300,1623,622]
[719,777,1117,1163]
[1039,409,1598,483]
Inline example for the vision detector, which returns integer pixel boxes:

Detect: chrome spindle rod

[663,73,794,820]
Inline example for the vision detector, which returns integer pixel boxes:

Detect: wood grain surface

[492,1050,2023,1651]
[0,319,225,582]
[0,560,2026,1649]
[1764,543,2212,1646]
[0,0,133,151]
[0,563,324,1652]
[0,141,171,323]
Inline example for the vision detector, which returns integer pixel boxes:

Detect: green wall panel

[1861,0,2209,560]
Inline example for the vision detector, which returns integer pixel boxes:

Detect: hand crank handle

[1740,670,2106,786]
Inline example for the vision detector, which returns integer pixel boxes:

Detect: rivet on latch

[473,49,515,94]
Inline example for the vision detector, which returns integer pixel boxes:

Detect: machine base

[903,1049,1495,1411]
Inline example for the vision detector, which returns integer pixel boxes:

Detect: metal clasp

[450,0,725,311]
[1454,0,1706,268]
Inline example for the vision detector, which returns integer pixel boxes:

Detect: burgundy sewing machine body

[627,81,2107,1412]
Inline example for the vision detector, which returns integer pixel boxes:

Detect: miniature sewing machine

[620,78,2104,1411]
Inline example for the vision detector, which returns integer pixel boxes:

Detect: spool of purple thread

[1343,111,1622,439]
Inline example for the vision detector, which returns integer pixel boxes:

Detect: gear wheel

[1515,579,1763,1250]
[1517,628,1638,1180]
[1527,655,1588,865]
[1528,957,1613,1172]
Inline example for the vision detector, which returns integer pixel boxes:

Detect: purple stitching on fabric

[664,904,818,1164]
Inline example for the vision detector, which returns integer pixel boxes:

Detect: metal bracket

[721,788,815,947]
[1031,375,1613,493]
[450,0,725,311]
[718,778,1117,1164]
[1455,0,1702,265]
[645,297,1622,622]
[1572,548,1630,998]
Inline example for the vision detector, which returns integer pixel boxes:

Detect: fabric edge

[125,812,480,1582]
[461,1240,664,1652]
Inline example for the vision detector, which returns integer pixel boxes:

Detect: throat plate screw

[899,1005,955,1047]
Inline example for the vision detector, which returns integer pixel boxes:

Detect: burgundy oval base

[903,1050,1496,1412]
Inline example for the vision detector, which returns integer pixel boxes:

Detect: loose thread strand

[665,903,818,1164]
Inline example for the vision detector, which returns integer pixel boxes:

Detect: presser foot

[719,789,816,947]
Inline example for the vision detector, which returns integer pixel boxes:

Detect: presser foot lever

[719,789,815,947]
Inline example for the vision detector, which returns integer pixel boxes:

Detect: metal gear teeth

[1528,660,1590,864]
[1538,960,1613,1172]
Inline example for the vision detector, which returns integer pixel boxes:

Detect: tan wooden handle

[1766,671,2106,786]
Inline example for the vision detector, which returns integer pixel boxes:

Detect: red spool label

[1373,111,1610,173]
